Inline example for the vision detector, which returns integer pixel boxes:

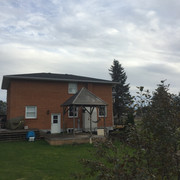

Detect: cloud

[0,0,180,100]
[143,63,180,75]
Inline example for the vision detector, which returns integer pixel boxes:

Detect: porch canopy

[61,87,107,136]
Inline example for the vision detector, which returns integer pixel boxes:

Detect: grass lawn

[0,140,93,180]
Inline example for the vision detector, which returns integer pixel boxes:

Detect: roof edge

[2,74,118,89]
[61,87,108,106]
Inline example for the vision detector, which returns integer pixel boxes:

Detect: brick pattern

[7,79,113,130]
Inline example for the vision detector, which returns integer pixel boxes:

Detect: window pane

[68,83,77,94]
[27,106,35,112]
[53,119,58,123]
[27,112,35,117]
[99,106,107,117]
[26,106,37,119]
[53,115,58,120]
[68,106,78,117]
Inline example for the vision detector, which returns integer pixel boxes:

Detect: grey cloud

[0,0,180,101]
[126,65,180,96]
[142,63,178,75]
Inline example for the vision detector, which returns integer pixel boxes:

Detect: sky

[0,0,180,101]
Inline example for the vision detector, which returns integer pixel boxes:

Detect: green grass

[0,140,93,180]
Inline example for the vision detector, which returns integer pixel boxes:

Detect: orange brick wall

[7,79,113,130]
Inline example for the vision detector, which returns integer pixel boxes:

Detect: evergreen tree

[109,59,131,122]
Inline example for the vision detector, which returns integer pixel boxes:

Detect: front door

[82,107,97,131]
[51,114,61,134]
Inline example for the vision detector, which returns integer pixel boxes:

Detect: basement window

[68,83,78,94]
[98,106,107,117]
[25,106,37,119]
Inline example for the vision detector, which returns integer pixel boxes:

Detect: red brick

[7,80,113,130]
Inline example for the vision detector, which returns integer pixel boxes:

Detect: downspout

[73,105,75,137]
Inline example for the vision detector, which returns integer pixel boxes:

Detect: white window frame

[68,106,78,118]
[68,83,78,94]
[98,106,107,117]
[25,106,37,119]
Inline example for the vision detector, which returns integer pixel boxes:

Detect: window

[52,115,58,123]
[68,83,77,94]
[98,106,107,117]
[68,106,78,118]
[25,106,37,119]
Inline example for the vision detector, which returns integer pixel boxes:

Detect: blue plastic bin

[26,131,35,141]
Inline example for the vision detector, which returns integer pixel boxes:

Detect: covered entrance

[61,87,107,136]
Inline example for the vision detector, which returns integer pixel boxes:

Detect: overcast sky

[0,0,180,101]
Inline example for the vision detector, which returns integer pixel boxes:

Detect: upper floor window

[68,83,77,94]
[98,106,107,117]
[25,106,37,119]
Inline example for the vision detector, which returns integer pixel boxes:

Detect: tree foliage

[129,81,180,179]
[109,59,131,122]
[0,100,6,115]
[75,81,180,180]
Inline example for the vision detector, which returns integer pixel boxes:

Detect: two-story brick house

[1,73,115,133]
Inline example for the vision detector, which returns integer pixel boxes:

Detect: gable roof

[2,73,116,89]
[61,87,107,107]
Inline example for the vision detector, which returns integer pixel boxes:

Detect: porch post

[90,107,92,137]
[103,106,106,137]
[89,106,95,144]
